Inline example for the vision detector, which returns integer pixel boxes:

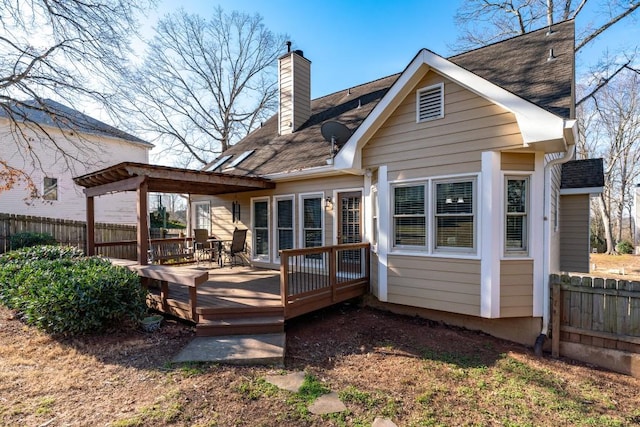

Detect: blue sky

[146,0,639,98]
[149,0,462,98]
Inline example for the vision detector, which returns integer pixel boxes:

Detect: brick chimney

[278,43,311,135]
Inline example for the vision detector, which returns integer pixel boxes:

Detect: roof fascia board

[560,187,603,195]
[263,165,349,181]
[335,49,570,170]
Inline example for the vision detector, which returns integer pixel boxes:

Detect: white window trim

[251,196,270,262]
[298,192,325,251]
[192,201,211,233]
[273,194,295,262]
[392,182,429,251]
[433,177,477,255]
[370,184,378,253]
[416,82,444,123]
[389,173,480,259]
[503,173,531,258]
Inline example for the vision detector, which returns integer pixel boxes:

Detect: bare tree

[453,1,639,104]
[113,7,288,168]
[0,0,155,192]
[578,70,640,253]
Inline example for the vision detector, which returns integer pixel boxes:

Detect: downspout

[535,138,575,356]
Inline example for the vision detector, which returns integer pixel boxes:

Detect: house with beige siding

[0,99,152,224]
[122,20,598,346]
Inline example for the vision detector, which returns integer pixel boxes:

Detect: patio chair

[193,228,216,265]
[222,228,247,268]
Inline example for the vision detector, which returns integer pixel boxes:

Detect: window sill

[389,249,479,260]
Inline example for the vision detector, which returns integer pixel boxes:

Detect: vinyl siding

[292,54,311,130]
[0,121,149,224]
[278,58,293,134]
[500,259,533,317]
[501,152,535,171]
[559,194,590,273]
[362,72,524,179]
[547,153,563,273]
[387,256,481,316]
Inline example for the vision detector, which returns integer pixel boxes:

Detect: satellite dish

[321,121,352,145]
[321,121,352,165]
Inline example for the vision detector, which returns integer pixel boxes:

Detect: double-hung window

[252,198,269,260]
[434,180,475,251]
[301,194,323,250]
[391,176,477,255]
[505,177,529,254]
[275,196,294,258]
[393,184,427,247]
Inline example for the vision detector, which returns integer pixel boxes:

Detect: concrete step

[172,333,285,366]
[196,315,285,337]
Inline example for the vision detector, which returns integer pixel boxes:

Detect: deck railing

[96,237,195,264]
[279,242,370,318]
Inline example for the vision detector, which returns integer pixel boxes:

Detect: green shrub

[0,246,147,335]
[9,232,58,250]
[616,240,634,255]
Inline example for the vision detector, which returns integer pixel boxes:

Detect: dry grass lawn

[2,298,640,426]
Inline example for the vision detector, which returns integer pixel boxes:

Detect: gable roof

[560,158,604,194]
[0,99,152,147]
[210,20,575,178]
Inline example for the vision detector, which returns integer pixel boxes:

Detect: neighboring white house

[0,99,152,224]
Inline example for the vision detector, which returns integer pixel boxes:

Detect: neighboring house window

[252,198,269,260]
[301,194,323,250]
[43,177,58,201]
[275,196,294,258]
[193,201,211,232]
[505,177,529,254]
[416,83,444,122]
[393,184,426,247]
[434,179,475,251]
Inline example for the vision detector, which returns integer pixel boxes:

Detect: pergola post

[137,179,149,265]
[86,195,95,256]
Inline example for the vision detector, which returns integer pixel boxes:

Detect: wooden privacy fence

[551,274,640,357]
[280,243,370,319]
[0,213,136,258]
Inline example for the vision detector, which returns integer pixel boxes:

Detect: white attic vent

[224,150,255,169]
[205,155,231,171]
[416,83,444,122]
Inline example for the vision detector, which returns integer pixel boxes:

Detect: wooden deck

[110,243,370,337]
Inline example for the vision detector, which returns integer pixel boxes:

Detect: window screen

[43,177,58,201]
[303,197,322,248]
[253,200,269,257]
[506,178,528,252]
[435,180,474,249]
[393,185,426,247]
[277,198,294,252]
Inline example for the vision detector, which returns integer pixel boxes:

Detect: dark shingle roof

[561,159,604,190]
[450,20,574,119]
[0,99,151,146]
[213,20,575,177]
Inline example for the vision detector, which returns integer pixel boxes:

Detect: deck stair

[196,306,285,337]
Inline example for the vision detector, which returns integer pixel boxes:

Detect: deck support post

[189,286,198,322]
[86,195,95,256]
[137,179,149,265]
[160,280,169,312]
[280,251,289,316]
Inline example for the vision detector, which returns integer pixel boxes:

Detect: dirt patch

[590,253,640,280]
[1,302,640,426]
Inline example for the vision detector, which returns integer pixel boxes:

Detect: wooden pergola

[73,162,275,265]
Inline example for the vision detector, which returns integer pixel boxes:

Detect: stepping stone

[308,392,347,415]
[172,333,285,365]
[265,371,306,392]
[372,417,398,427]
